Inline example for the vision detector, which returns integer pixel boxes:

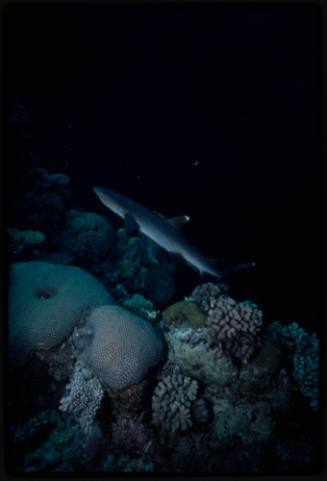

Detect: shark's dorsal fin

[124,214,139,234]
[167,215,191,230]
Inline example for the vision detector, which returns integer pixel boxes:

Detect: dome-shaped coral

[9,261,113,363]
[83,305,164,390]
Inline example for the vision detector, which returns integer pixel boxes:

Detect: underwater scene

[5,4,322,475]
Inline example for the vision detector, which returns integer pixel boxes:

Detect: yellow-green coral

[162,300,206,328]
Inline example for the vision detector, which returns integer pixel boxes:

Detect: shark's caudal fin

[221,261,256,278]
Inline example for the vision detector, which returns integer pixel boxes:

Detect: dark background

[4,4,321,330]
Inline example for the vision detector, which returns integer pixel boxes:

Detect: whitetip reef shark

[93,186,254,278]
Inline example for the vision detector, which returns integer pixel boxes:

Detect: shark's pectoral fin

[167,215,191,230]
[124,214,139,234]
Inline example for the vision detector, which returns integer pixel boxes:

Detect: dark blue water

[6,3,321,332]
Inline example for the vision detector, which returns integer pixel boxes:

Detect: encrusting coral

[9,261,112,364]
[83,305,165,390]
[165,325,238,385]
[162,300,206,328]
[152,373,198,437]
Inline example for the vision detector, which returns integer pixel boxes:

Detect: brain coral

[9,261,112,363]
[83,305,164,390]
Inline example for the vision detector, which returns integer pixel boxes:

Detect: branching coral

[191,282,228,313]
[121,294,159,323]
[59,360,104,433]
[205,296,263,364]
[268,321,319,410]
[152,373,198,437]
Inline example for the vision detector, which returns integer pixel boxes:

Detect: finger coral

[83,305,164,390]
[205,296,263,364]
[152,373,198,437]
[9,261,113,363]
[191,282,228,313]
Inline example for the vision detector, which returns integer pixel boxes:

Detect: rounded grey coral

[83,305,164,390]
[206,295,263,364]
[152,373,198,436]
[9,261,113,363]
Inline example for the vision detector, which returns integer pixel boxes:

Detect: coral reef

[8,228,45,255]
[9,261,112,363]
[203,395,273,449]
[170,433,211,472]
[191,398,212,426]
[54,209,115,260]
[110,413,156,456]
[22,168,71,228]
[22,418,102,472]
[25,192,66,226]
[205,295,263,364]
[83,305,165,390]
[268,321,319,410]
[191,281,228,312]
[152,373,198,438]
[110,228,175,304]
[100,454,155,473]
[7,172,320,474]
[164,324,238,385]
[32,250,74,265]
[162,300,206,328]
[121,294,159,323]
[59,360,104,433]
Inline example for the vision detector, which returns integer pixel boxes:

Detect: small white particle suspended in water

[192,160,200,167]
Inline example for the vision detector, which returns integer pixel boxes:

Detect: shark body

[93,186,221,278]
